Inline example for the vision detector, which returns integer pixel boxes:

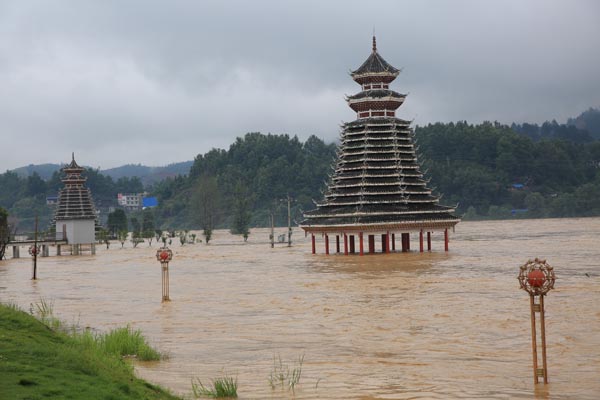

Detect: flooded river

[1,218,599,399]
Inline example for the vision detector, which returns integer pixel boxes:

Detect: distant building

[117,193,144,210]
[142,196,158,208]
[54,154,97,246]
[46,195,58,206]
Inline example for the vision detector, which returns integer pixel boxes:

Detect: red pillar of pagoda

[419,230,424,253]
[325,234,329,255]
[359,232,364,255]
[401,233,409,252]
[344,233,349,255]
[368,235,375,253]
[386,231,390,253]
[444,228,449,252]
[336,235,340,253]
[311,234,316,254]
[427,232,432,251]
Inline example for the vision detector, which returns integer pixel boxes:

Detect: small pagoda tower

[54,154,97,253]
[301,37,460,254]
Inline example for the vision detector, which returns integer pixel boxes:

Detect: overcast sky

[1,0,599,171]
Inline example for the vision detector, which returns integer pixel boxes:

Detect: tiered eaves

[301,37,460,254]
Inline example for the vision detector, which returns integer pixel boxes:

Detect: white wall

[56,219,95,244]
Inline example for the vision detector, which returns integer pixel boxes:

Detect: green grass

[90,326,162,361]
[268,354,304,392]
[0,302,181,400]
[191,375,238,398]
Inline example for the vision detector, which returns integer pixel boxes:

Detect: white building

[54,154,97,246]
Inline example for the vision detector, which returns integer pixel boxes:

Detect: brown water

[1,218,599,399]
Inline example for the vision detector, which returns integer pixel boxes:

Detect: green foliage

[268,354,304,392]
[0,206,9,259]
[117,230,128,248]
[107,209,128,236]
[230,182,252,240]
[191,375,238,398]
[416,121,600,219]
[91,326,162,361]
[567,107,600,139]
[1,165,144,232]
[178,230,188,246]
[156,133,336,229]
[0,303,179,400]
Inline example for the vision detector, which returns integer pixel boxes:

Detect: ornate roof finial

[372,35,377,52]
[72,152,75,162]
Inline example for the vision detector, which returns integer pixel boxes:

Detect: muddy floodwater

[1,218,599,399]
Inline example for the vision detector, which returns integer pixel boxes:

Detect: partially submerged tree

[192,175,220,244]
[230,182,252,241]
[141,209,155,246]
[97,228,110,249]
[107,209,127,238]
[117,230,128,248]
[178,230,188,246]
[0,207,11,260]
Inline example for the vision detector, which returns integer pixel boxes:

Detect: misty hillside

[10,164,62,180]
[101,162,193,185]
[10,161,193,186]
[568,107,600,139]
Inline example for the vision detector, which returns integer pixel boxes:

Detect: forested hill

[152,133,337,228]
[416,121,600,219]
[568,107,600,139]
[153,123,600,229]
[2,118,600,232]
[10,161,193,186]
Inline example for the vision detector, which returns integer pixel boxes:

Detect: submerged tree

[107,209,128,237]
[117,230,128,248]
[141,209,155,246]
[192,175,220,244]
[97,228,110,249]
[230,182,252,241]
[0,207,11,260]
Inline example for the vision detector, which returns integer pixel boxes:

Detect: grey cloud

[0,0,599,171]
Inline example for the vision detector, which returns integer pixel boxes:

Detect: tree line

[416,121,600,219]
[2,120,600,240]
[0,168,144,232]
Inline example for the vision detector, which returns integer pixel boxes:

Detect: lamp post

[155,247,173,302]
[29,244,40,280]
[518,258,556,384]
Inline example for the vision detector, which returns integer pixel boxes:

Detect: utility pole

[32,215,38,280]
[287,194,292,247]
[270,213,274,248]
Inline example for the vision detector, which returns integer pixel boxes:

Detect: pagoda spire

[372,35,377,52]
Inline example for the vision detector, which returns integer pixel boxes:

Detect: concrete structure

[118,193,144,210]
[54,154,97,247]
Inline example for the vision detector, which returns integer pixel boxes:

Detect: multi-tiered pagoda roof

[54,154,97,221]
[301,38,459,254]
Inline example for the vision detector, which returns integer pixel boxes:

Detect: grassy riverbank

[0,302,181,400]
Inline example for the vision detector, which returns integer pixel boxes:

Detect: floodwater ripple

[1,218,599,399]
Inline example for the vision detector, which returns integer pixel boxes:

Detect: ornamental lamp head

[156,247,173,263]
[518,258,556,296]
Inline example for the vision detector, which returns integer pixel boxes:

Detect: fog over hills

[10,161,193,186]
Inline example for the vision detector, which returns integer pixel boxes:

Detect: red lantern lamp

[527,269,546,287]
